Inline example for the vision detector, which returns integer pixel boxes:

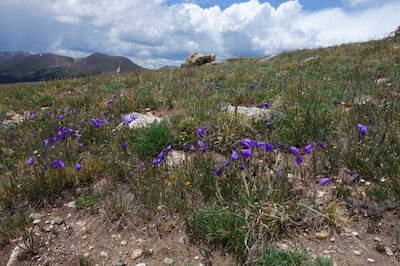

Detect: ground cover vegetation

[0,38,400,265]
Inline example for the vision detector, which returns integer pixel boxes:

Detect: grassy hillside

[0,38,400,264]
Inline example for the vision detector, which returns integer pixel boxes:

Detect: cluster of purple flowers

[214,138,275,177]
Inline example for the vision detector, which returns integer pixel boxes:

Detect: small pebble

[131,249,143,260]
[374,237,382,242]
[32,219,41,225]
[353,250,361,256]
[315,231,329,239]
[120,240,127,246]
[100,251,108,258]
[367,258,375,263]
[337,248,345,254]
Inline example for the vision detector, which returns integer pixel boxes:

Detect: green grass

[1,37,400,263]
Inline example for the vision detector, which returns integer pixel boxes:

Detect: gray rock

[127,112,163,129]
[164,257,174,265]
[67,201,76,208]
[112,258,126,266]
[131,249,143,260]
[224,104,271,121]
[54,217,64,225]
[29,213,41,220]
[166,150,186,167]
[387,25,400,39]
[6,244,24,266]
[384,246,394,256]
[181,52,216,69]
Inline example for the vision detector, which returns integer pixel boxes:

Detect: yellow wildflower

[164,179,170,185]
[171,174,176,181]
[185,181,191,187]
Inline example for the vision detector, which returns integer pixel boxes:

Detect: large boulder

[180,52,216,69]
[387,25,400,39]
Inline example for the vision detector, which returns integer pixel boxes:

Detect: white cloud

[1,0,399,67]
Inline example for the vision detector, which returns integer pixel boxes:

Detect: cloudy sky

[0,0,399,67]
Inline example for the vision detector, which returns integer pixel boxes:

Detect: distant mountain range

[0,51,142,84]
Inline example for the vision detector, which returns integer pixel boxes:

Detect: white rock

[131,249,143,260]
[353,250,361,256]
[6,244,24,266]
[135,263,146,266]
[164,258,174,265]
[67,201,76,208]
[367,258,376,263]
[120,240,127,246]
[127,112,163,129]
[224,104,271,121]
[384,246,394,256]
[280,243,289,251]
[374,237,382,242]
[100,251,108,258]
[166,150,186,167]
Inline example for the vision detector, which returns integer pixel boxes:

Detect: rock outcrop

[387,25,400,39]
[180,52,216,69]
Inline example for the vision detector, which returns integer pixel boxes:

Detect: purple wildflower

[266,122,272,127]
[183,142,187,149]
[30,113,37,120]
[319,177,331,186]
[102,111,107,117]
[239,164,246,170]
[257,142,265,150]
[7,164,11,170]
[59,114,65,120]
[250,83,255,88]
[357,124,368,136]
[296,155,302,165]
[241,138,255,149]
[107,99,113,105]
[43,164,47,171]
[214,168,222,177]
[122,141,128,149]
[157,151,164,162]
[152,158,158,165]
[79,143,84,147]
[91,118,102,128]
[345,170,353,176]
[166,145,172,152]
[76,163,81,171]
[231,150,239,161]
[278,142,283,148]
[190,145,196,152]
[111,114,115,120]
[241,149,252,159]
[43,139,49,147]
[197,140,205,148]
[202,149,207,154]
[139,162,145,169]
[290,146,300,155]
[263,102,269,109]
[303,144,312,154]
[75,133,81,139]
[197,128,205,137]
[27,156,34,165]
[225,160,230,168]
[318,141,325,149]
[103,118,109,125]
[275,171,281,179]
[53,160,65,169]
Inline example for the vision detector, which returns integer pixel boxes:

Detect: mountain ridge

[0,52,142,84]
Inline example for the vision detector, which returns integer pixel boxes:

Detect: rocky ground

[2,179,400,266]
